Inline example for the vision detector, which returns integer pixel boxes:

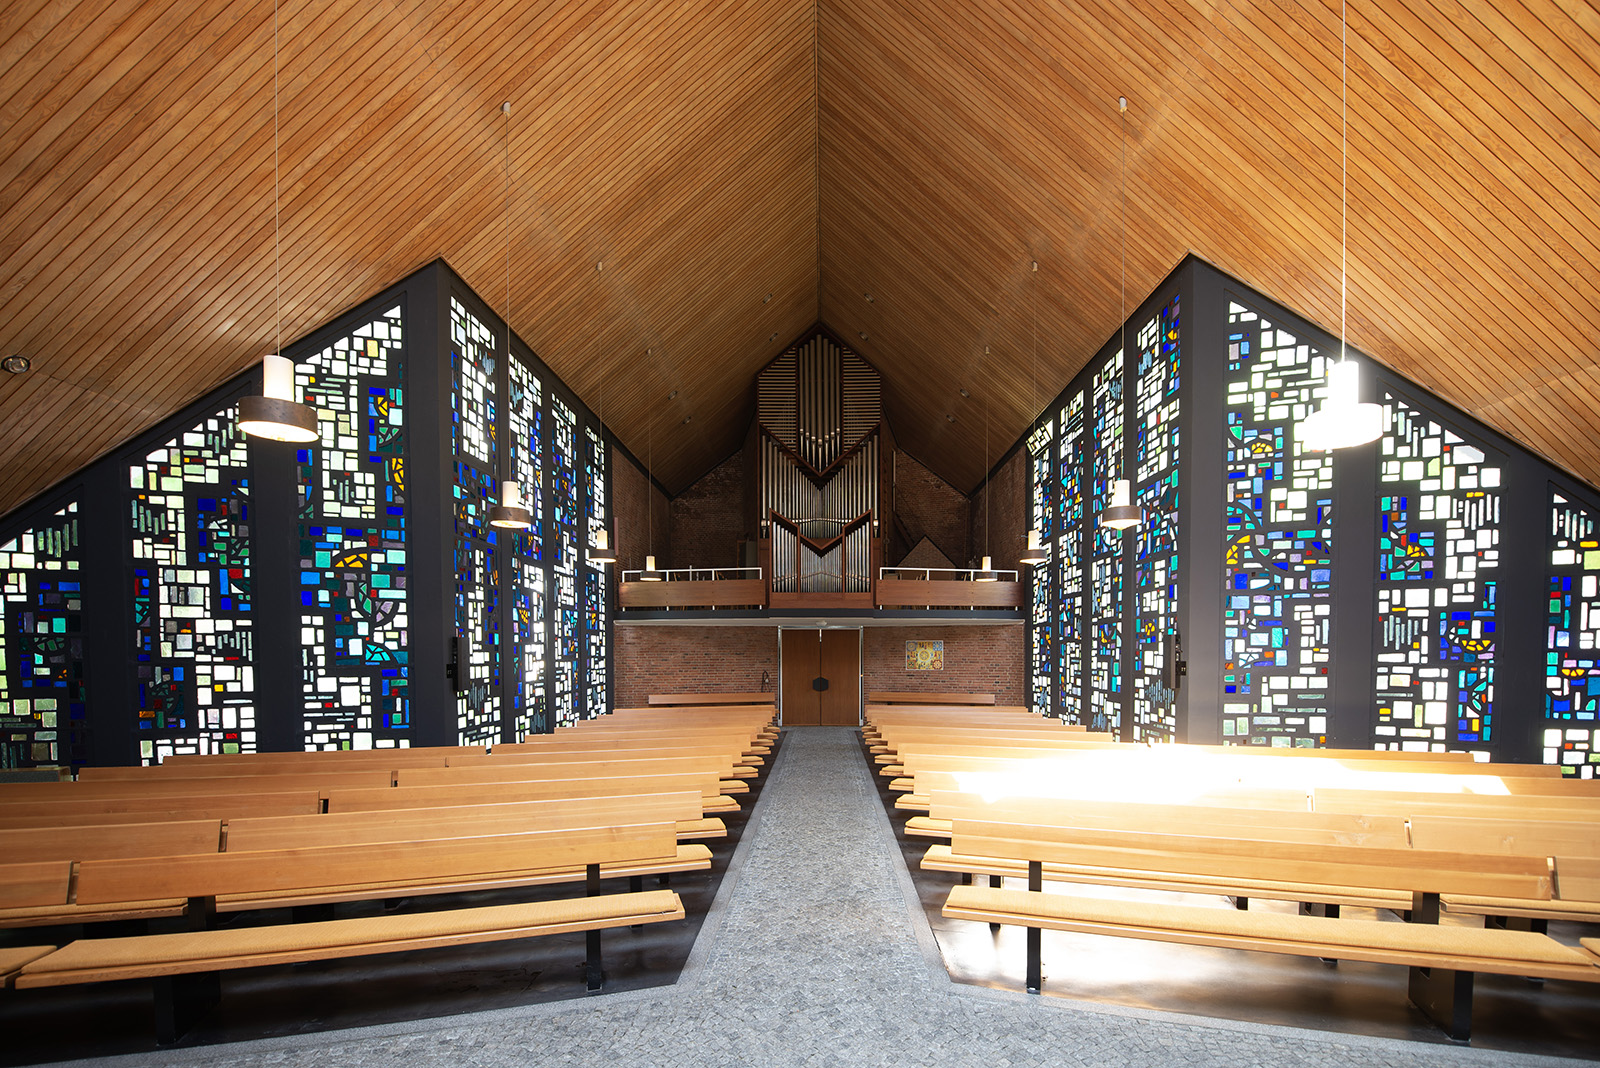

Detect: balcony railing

[873,566,1025,609]
[618,567,766,610]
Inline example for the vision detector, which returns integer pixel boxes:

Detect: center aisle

[85,727,1560,1068]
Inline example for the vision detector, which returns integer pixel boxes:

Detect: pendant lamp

[485,102,532,533]
[1098,97,1144,534]
[238,0,317,444]
[1019,529,1048,565]
[1101,479,1142,530]
[1019,258,1047,566]
[488,480,534,530]
[975,347,999,582]
[590,334,616,564]
[591,527,617,566]
[1298,0,1385,452]
[639,412,663,580]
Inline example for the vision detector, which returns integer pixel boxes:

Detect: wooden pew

[0,770,395,801]
[648,692,774,706]
[230,792,721,851]
[214,800,714,912]
[397,759,748,795]
[448,746,760,777]
[0,791,322,829]
[867,692,996,705]
[938,817,1600,1040]
[497,731,768,759]
[16,824,688,1040]
[328,774,742,815]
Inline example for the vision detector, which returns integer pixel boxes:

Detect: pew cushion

[17,890,685,987]
[0,946,56,985]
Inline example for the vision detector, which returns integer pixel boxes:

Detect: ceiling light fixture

[976,346,999,582]
[2,355,30,374]
[590,329,616,565]
[488,101,533,532]
[1020,256,1047,565]
[1100,96,1143,533]
[640,415,663,581]
[238,0,317,444]
[1300,0,1385,452]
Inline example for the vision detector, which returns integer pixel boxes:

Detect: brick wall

[969,446,1028,574]
[613,626,779,708]
[668,451,747,569]
[891,451,969,567]
[611,444,670,574]
[862,626,1026,705]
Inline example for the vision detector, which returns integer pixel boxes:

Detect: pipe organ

[756,334,883,604]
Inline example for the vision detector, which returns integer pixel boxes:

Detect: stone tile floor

[61,728,1582,1068]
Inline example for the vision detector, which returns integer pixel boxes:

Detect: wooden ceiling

[0,0,1596,512]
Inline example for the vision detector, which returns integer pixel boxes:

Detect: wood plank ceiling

[0,0,1595,514]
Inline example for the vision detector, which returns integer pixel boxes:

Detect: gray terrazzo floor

[62,728,1582,1068]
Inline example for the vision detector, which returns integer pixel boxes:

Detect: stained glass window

[508,356,548,739]
[551,397,579,727]
[1089,349,1125,735]
[451,298,501,744]
[131,410,253,763]
[0,503,84,768]
[1373,394,1500,755]
[1054,393,1086,724]
[1132,297,1180,742]
[1027,419,1054,719]
[584,424,609,720]
[1546,491,1600,777]
[297,306,410,750]
[1219,301,1333,747]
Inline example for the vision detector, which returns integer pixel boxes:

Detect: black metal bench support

[1025,860,1043,995]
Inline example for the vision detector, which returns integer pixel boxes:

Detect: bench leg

[1233,896,1248,911]
[1025,860,1043,995]
[152,970,221,1045]
[292,904,336,924]
[1409,965,1473,1043]
[586,929,606,992]
[1487,915,1548,935]
[990,874,1004,932]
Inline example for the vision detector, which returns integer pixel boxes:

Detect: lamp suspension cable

[238,0,317,442]
[489,101,532,531]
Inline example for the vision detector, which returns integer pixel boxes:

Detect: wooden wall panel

[0,0,1597,514]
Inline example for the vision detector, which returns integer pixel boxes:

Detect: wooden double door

[780,628,861,726]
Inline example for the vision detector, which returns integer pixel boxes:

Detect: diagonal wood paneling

[0,0,1597,511]
[0,0,818,511]
[817,0,1600,492]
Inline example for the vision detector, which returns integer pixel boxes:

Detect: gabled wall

[1018,256,1600,776]
[0,261,620,766]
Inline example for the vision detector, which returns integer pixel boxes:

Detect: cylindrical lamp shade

[975,555,999,582]
[1100,478,1142,531]
[640,554,664,581]
[1019,528,1047,565]
[590,528,616,564]
[239,355,319,442]
[263,354,296,401]
[488,480,533,530]
[1299,360,1385,451]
